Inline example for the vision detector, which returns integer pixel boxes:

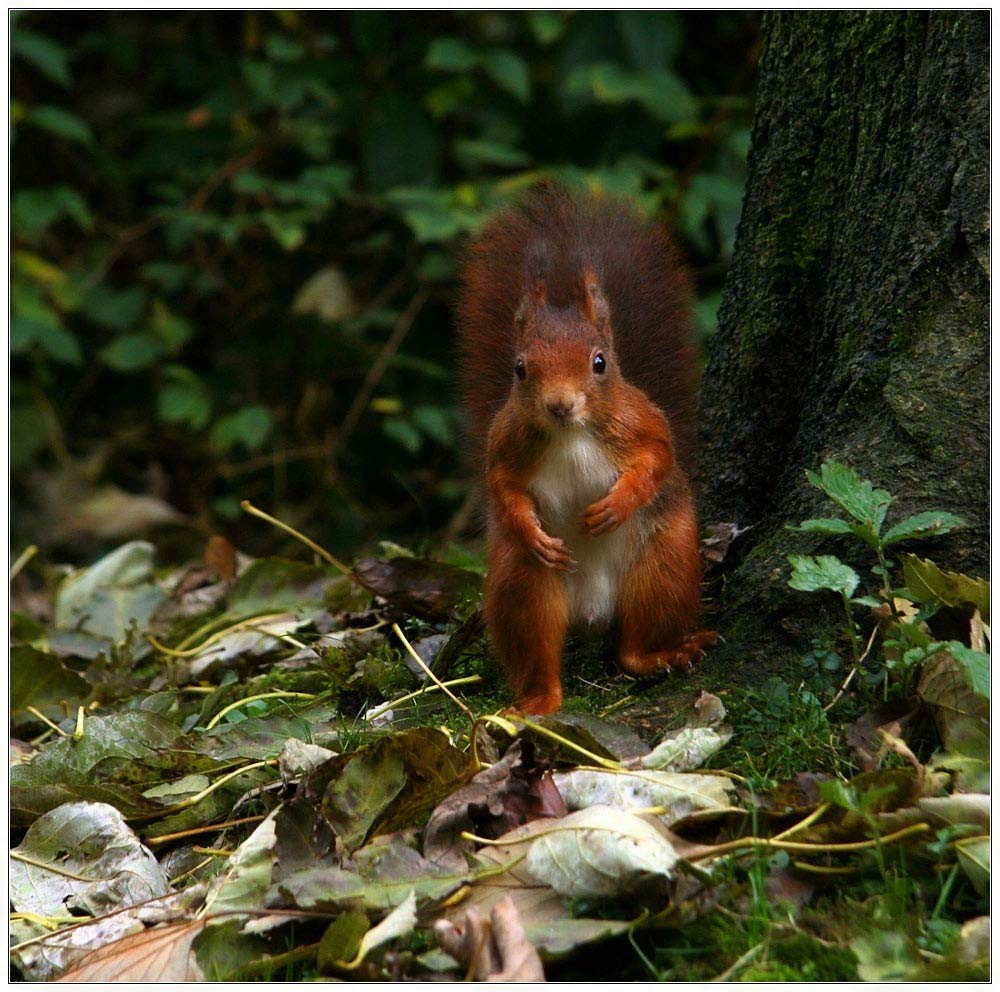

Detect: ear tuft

[582,267,610,328]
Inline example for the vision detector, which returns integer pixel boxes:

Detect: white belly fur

[529,428,633,624]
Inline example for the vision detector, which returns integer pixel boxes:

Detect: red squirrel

[457,186,714,715]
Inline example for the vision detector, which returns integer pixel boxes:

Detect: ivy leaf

[787,554,860,597]
[806,461,893,531]
[883,511,964,546]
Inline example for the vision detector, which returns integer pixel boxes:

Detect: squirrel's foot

[505,691,562,717]
[619,630,717,676]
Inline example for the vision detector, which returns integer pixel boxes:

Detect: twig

[711,942,766,982]
[147,815,267,846]
[824,625,878,712]
[335,287,430,452]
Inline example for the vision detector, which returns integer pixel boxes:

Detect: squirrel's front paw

[528,530,573,570]
[580,492,629,535]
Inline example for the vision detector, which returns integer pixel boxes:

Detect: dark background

[11,11,760,563]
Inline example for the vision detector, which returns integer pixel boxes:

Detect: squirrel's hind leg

[486,540,569,715]
[615,505,713,675]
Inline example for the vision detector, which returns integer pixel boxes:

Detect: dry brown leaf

[434,895,545,982]
[204,534,237,581]
[57,920,205,982]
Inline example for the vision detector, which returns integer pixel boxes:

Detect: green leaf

[83,285,147,330]
[157,377,212,431]
[616,12,682,70]
[210,405,273,453]
[11,29,71,85]
[929,642,990,699]
[100,333,166,372]
[382,417,423,454]
[412,405,454,447]
[901,554,990,620]
[150,300,194,351]
[362,93,439,192]
[318,911,370,973]
[54,541,167,643]
[12,186,92,239]
[425,36,478,72]
[791,517,854,536]
[564,62,696,123]
[787,554,859,597]
[453,137,531,169]
[11,645,91,720]
[29,105,94,146]
[480,49,531,102]
[528,11,566,45]
[805,461,892,531]
[264,34,306,62]
[11,312,82,365]
[883,511,965,546]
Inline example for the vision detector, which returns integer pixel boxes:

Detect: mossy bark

[696,12,988,671]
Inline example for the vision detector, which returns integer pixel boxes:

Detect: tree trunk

[697,12,988,667]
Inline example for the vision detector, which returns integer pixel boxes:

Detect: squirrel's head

[511,265,618,430]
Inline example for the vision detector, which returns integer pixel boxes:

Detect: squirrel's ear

[582,268,610,329]
[514,279,546,337]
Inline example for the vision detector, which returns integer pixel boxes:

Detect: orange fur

[457,187,711,714]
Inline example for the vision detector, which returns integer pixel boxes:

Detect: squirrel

[457,186,715,715]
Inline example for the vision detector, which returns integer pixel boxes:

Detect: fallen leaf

[424,741,566,872]
[57,920,205,982]
[552,768,734,825]
[204,534,237,581]
[433,895,545,981]
[10,801,170,917]
[524,806,680,899]
[353,556,483,622]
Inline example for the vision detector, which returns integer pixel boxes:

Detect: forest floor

[9,511,989,981]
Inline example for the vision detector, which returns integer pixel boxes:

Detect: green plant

[11,11,759,556]
[786,460,985,700]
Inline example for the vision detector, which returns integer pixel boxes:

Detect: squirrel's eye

[592,352,607,375]
[515,358,526,381]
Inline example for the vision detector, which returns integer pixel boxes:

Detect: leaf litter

[8,524,991,981]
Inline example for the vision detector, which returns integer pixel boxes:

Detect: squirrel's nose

[544,393,578,421]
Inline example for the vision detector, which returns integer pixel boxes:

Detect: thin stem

[241,500,352,575]
[364,674,482,723]
[25,706,69,737]
[147,815,266,846]
[9,545,39,582]
[10,851,111,882]
[392,622,475,725]
[203,691,316,731]
[147,612,290,657]
[507,714,623,771]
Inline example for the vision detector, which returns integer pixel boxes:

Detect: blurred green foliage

[11,11,758,558]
